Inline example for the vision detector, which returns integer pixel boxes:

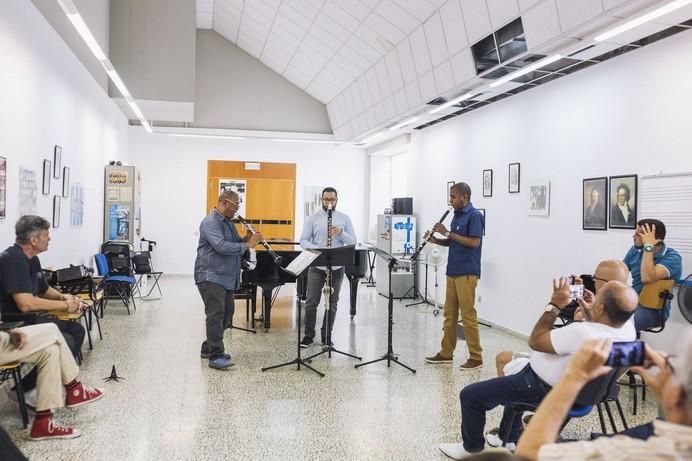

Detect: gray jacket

[194,209,247,290]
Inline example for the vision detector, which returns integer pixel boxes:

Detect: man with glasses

[194,190,262,369]
[516,331,692,460]
[623,219,682,331]
[299,187,357,348]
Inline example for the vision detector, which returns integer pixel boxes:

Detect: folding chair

[94,253,137,315]
[0,362,29,428]
[131,251,163,301]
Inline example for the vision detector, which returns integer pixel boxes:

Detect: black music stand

[303,245,362,364]
[261,251,324,377]
[406,258,433,308]
[355,247,416,373]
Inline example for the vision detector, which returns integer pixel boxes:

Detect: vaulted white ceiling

[196,0,692,142]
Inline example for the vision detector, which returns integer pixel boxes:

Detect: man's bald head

[597,280,638,327]
[594,259,629,284]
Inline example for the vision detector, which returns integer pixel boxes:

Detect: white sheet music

[283,249,321,276]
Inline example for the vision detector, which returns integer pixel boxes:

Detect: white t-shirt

[529,320,635,386]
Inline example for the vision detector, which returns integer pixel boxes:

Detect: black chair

[500,367,627,446]
[131,251,163,301]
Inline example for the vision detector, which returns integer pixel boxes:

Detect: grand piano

[241,243,370,331]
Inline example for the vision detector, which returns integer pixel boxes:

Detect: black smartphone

[606,341,645,367]
[0,321,25,331]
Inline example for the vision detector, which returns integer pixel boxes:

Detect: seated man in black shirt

[0,215,86,405]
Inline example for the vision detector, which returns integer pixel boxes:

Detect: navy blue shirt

[446,203,484,277]
[0,244,49,320]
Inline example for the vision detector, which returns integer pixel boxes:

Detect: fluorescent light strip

[272,139,342,144]
[389,116,420,131]
[429,92,477,114]
[489,54,563,88]
[360,132,384,144]
[167,133,246,140]
[55,0,152,134]
[595,0,692,42]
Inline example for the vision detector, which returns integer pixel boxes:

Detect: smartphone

[569,284,584,300]
[0,321,25,331]
[606,341,645,367]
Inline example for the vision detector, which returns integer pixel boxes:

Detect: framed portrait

[0,156,6,219]
[53,195,61,228]
[477,208,486,235]
[446,180,455,207]
[508,163,520,193]
[528,180,550,216]
[583,177,607,230]
[62,167,70,197]
[609,174,637,229]
[482,169,493,197]
[53,145,62,179]
[42,159,51,195]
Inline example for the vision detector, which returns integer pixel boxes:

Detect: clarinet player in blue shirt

[299,187,357,348]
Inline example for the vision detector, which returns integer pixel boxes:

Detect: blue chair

[94,253,137,315]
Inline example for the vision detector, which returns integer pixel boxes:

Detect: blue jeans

[633,304,668,331]
[460,364,552,451]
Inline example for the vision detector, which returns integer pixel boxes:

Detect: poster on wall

[218,179,247,217]
[609,174,637,229]
[70,183,84,227]
[304,185,323,218]
[108,204,130,241]
[108,170,129,185]
[528,180,551,216]
[583,177,607,230]
[107,187,119,201]
[0,156,6,219]
[19,168,38,215]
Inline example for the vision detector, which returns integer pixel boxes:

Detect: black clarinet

[236,215,283,265]
[409,208,452,261]
[323,204,334,298]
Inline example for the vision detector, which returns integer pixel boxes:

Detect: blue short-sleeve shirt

[446,203,484,277]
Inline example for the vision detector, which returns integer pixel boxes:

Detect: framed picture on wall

[446,180,455,207]
[53,145,62,179]
[609,174,637,229]
[53,195,60,228]
[509,163,520,193]
[482,169,493,197]
[528,180,550,216]
[0,156,6,219]
[583,177,607,230]
[42,159,51,195]
[62,167,70,198]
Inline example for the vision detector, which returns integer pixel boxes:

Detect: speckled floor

[1,276,658,460]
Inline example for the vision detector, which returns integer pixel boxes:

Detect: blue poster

[109,204,130,240]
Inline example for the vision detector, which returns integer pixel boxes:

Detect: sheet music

[283,249,321,276]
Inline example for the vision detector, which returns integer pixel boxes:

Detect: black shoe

[300,337,314,348]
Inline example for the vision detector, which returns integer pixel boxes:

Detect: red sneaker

[65,383,104,408]
[30,417,81,441]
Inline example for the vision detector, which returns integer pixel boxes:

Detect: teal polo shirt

[446,203,484,277]
[623,243,682,317]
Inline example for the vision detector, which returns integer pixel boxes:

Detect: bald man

[439,278,638,460]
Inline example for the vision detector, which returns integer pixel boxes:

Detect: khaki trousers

[0,323,79,411]
[440,275,482,361]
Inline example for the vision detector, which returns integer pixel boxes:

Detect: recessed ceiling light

[488,54,563,88]
[430,92,477,114]
[389,117,420,131]
[595,0,692,42]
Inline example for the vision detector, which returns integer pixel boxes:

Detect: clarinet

[235,215,283,265]
[409,208,452,261]
[323,204,334,299]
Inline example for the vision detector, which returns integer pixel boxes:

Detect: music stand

[406,257,433,308]
[261,254,324,377]
[303,245,362,364]
[355,247,416,373]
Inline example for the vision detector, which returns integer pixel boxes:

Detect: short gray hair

[451,182,471,200]
[218,190,239,203]
[15,215,50,244]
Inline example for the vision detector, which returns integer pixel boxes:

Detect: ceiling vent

[472,17,527,74]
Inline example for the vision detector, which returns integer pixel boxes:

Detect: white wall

[0,0,128,268]
[128,130,367,274]
[406,29,692,347]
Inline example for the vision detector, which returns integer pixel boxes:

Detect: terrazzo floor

[1,276,658,460]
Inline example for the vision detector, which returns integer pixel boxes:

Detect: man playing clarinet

[299,187,357,348]
[425,182,485,370]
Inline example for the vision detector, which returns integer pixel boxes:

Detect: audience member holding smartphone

[516,332,692,460]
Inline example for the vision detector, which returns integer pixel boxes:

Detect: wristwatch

[444,231,451,237]
[544,303,561,316]
[643,244,654,252]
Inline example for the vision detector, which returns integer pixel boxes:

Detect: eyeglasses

[322,197,337,202]
[224,199,241,207]
[592,275,610,284]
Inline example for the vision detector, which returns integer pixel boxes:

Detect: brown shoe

[459,359,483,370]
[425,353,453,364]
